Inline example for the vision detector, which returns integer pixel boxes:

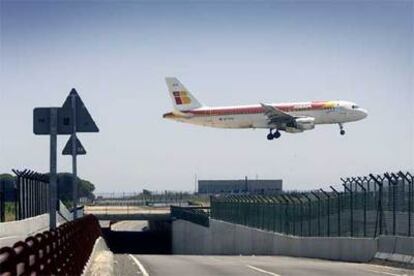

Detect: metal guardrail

[93,192,209,207]
[171,206,211,227]
[0,214,101,275]
[211,171,413,238]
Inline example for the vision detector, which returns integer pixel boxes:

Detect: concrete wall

[0,209,76,248]
[173,219,379,262]
[375,236,414,265]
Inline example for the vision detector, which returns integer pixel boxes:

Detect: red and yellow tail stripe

[173,91,192,105]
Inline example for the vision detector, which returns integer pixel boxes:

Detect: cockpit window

[352,105,359,109]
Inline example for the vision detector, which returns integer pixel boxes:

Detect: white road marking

[359,268,407,276]
[368,265,412,272]
[247,265,281,276]
[129,254,149,276]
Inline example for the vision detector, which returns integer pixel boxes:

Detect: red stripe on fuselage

[183,102,331,116]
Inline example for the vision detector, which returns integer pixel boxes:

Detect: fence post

[279,195,288,234]
[342,183,353,237]
[285,195,296,235]
[304,194,312,236]
[370,174,384,236]
[261,196,266,230]
[330,186,341,236]
[294,195,304,236]
[12,170,19,220]
[391,173,403,235]
[354,179,367,237]
[273,196,280,232]
[29,171,36,218]
[265,197,272,230]
[399,172,412,236]
[385,173,398,236]
[320,189,331,237]
[311,192,321,236]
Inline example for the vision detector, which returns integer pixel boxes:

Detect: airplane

[163,77,368,140]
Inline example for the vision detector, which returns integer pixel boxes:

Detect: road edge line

[129,254,150,276]
[246,264,281,276]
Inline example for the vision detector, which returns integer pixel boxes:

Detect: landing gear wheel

[267,133,274,140]
[338,123,345,136]
[273,131,281,139]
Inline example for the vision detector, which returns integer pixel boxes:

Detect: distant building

[198,179,282,195]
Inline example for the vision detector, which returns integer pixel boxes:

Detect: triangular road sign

[62,135,87,155]
[59,88,99,134]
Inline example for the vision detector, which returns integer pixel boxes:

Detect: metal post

[21,173,25,219]
[370,174,384,236]
[385,173,397,236]
[29,172,35,218]
[320,189,331,237]
[343,184,353,237]
[391,173,402,235]
[330,186,341,236]
[272,197,278,232]
[285,195,295,235]
[304,194,312,236]
[355,180,367,237]
[49,108,58,230]
[71,93,78,219]
[311,192,321,236]
[278,196,283,232]
[12,170,22,220]
[14,174,19,220]
[399,172,412,236]
[294,195,304,236]
[281,196,290,234]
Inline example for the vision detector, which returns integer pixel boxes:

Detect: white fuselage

[164,100,368,132]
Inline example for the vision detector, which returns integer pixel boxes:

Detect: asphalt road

[110,220,148,231]
[114,254,413,276]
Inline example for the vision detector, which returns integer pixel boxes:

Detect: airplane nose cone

[359,108,368,119]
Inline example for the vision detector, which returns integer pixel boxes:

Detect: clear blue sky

[1,1,412,193]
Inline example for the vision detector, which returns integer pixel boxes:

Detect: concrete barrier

[173,219,414,264]
[375,236,414,266]
[172,219,378,262]
[82,237,114,276]
[0,209,75,248]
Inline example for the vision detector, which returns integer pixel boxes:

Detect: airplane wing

[260,103,294,126]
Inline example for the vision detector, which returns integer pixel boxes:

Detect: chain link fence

[211,171,413,237]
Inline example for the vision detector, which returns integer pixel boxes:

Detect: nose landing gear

[267,129,281,140]
[339,123,345,135]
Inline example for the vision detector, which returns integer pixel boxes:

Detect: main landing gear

[339,123,345,136]
[267,129,281,140]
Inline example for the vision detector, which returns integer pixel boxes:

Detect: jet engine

[295,117,315,130]
[285,117,315,133]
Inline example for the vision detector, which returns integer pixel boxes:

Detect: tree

[0,173,96,202]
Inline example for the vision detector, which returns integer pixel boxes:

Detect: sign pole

[71,92,78,219]
[34,88,99,227]
[49,108,58,229]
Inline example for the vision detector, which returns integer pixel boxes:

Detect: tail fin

[165,77,203,111]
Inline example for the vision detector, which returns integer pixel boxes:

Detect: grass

[3,202,16,222]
